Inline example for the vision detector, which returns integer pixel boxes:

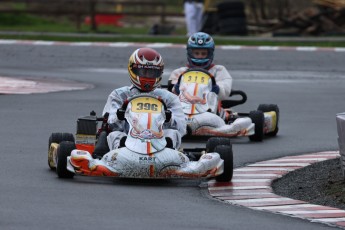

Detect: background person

[184,0,204,36]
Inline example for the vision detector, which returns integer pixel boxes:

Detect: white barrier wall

[336,113,345,178]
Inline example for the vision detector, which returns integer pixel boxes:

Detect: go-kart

[48,95,234,182]
[169,68,279,142]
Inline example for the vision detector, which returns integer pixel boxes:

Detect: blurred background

[0,0,344,37]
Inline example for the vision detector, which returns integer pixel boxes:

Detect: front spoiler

[66,148,224,179]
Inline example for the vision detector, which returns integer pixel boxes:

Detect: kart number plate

[131,97,162,113]
[182,71,210,85]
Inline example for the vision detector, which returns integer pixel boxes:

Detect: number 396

[136,103,158,111]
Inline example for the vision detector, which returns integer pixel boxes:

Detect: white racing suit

[168,65,253,136]
[169,64,233,101]
[102,86,186,150]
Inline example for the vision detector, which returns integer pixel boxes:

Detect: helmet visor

[131,64,163,79]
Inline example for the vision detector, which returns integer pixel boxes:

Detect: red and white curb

[0,76,93,94]
[0,39,345,52]
[208,151,345,228]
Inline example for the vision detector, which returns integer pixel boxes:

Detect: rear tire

[56,141,75,178]
[248,110,264,142]
[258,104,280,136]
[215,145,233,182]
[48,133,75,170]
[206,137,231,153]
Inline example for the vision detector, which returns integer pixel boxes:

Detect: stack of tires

[217,1,248,35]
[201,11,219,35]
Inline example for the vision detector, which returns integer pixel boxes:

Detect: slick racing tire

[56,141,76,178]
[48,132,75,170]
[248,110,264,142]
[258,104,280,136]
[206,137,231,153]
[215,145,233,182]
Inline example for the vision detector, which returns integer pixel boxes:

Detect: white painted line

[146,43,173,48]
[73,42,93,46]
[281,210,345,214]
[230,197,293,203]
[0,40,17,44]
[258,46,279,51]
[235,167,295,171]
[220,45,242,50]
[231,179,272,183]
[252,204,321,210]
[233,174,280,177]
[312,218,345,222]
[335,48,345,52]
[208,185,271,190]
[0,39,344,53]
[108,42,131,47]
[250,163,310,167]
[33,41,55,45]
[267,158,329,162]
[296,47,317,51]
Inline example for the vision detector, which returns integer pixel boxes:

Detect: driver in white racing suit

[168,32,252,136]
[103,47,186,150]
[169,32,232,102]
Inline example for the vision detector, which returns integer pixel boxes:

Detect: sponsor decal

[111,152,118,161]
[76,150,87,155]
[178,152,187,163]
[139,156,156,164]
[201,154,213,160]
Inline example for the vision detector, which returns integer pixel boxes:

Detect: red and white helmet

[128,48,164,92]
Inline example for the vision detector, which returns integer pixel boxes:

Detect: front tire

[206,137,231,153]
[56,141,76,178]
[248,110,264,142]
[48,133,75,170]
[258,104,280,136]
[215,145,234,182]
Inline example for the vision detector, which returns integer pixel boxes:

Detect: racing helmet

[187,32,215,69]
[128,48,164,92]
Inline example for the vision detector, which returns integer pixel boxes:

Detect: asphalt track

[0,41,344,230]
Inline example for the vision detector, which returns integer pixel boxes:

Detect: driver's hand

[173,83,180,95]
[212,84,220,94]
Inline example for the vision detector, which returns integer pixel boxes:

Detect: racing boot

[165,137,174,149]
[92,131,110,159]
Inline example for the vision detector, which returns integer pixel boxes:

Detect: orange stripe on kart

[150,164,154,177]
[191,83,199,114]
[146,113,152,153]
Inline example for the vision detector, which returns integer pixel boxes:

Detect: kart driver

[168,32,232,101]
[102,47,186,150]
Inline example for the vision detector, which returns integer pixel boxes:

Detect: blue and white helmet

[187,32,215,69]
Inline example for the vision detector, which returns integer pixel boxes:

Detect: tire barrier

[201,1,248,35]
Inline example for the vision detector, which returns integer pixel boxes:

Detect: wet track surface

[0,42,344,229]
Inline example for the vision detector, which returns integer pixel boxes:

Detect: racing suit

[169,64,232,101]
[102,86,186,150]
[169,64,233,123]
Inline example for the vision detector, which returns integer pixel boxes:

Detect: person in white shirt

[184,0,204,36]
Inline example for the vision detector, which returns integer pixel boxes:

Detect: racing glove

[211,84,220,94]
[174,83,180,95]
